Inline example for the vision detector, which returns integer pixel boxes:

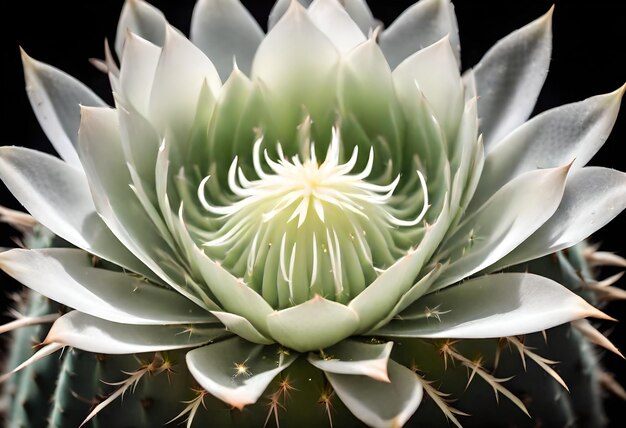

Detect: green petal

[210,311,274,345]
[186,337,297,410]
[308,340,393,382]
[252,0,338,147]
[206,68,254,175]
[368,264,443,333]
[339,37,403,169]
[393,36,463,143]
[192,246,274,336]
[349,199,450,333]
[266,295,360,352]
[325,359,423,428]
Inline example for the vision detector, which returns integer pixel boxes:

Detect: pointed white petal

[115,0,167,56]
[469,7,553,150]
[21,51,106,168]
[119,32,161,117]
[0,248,214,325]
[493,167,626,269]
[473,86,625,207]
[150,25,222,137]
[436,165,568,288]
[186,337,297,410]
[252,1,339,142]
[308,0,366,54]
[267,0,313,30]
[45,311,223,354]
[266,295,360,352]
[375,273,612,338]
[210,311,274,345]
[0,147,150,277]
[325,359,423,428]
[342,0,377,35]
[191,0,264,80]
[78,106,203,306]
[308,340,393,382]
[393,36,463,136]
[379,0,460,69]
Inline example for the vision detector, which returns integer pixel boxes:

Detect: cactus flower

[1,0,625,426]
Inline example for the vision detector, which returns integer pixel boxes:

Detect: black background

[1,0,624,425]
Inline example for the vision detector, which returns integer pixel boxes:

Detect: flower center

[197,128,428,308]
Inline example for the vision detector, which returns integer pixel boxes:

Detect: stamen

[196,127,430,306]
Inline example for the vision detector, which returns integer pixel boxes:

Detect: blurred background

[1,0,624,425]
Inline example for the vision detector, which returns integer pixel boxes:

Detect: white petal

[342,0,377,35]
[150,25,221,137]
[0,147,151,278]
[115,0,167,56]
[186,337,297,410]
[210,311,274,345]
[45,311,222,354]
[325,359,424,428]
[494,167,626,269]
[267,0,313,30]
[78,106,205,307]
[308,0,366,54]
[393,36,463,137]
[119,32,161,117]
[375,273,612,338]
[472,86,625,208]
[468,7,553,151]
[435,165,569,289]
[191,0,264,80]
[308,340,393,382]
[266,295,360,352]
[21,50,106,169]
[379,0,460,69]
[0,248,214,325]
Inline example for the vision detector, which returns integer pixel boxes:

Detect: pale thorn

[168,388,208,428]
[444,343,529,416]
[0,342,64,384]
[416,375,468,428]
[585,250,626,268]
[507,336,569,391]
[598,370,626,400]
[573,319,625,359]
[81,364,154,427]
[0,313,59,335]
[0,205,38,232]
